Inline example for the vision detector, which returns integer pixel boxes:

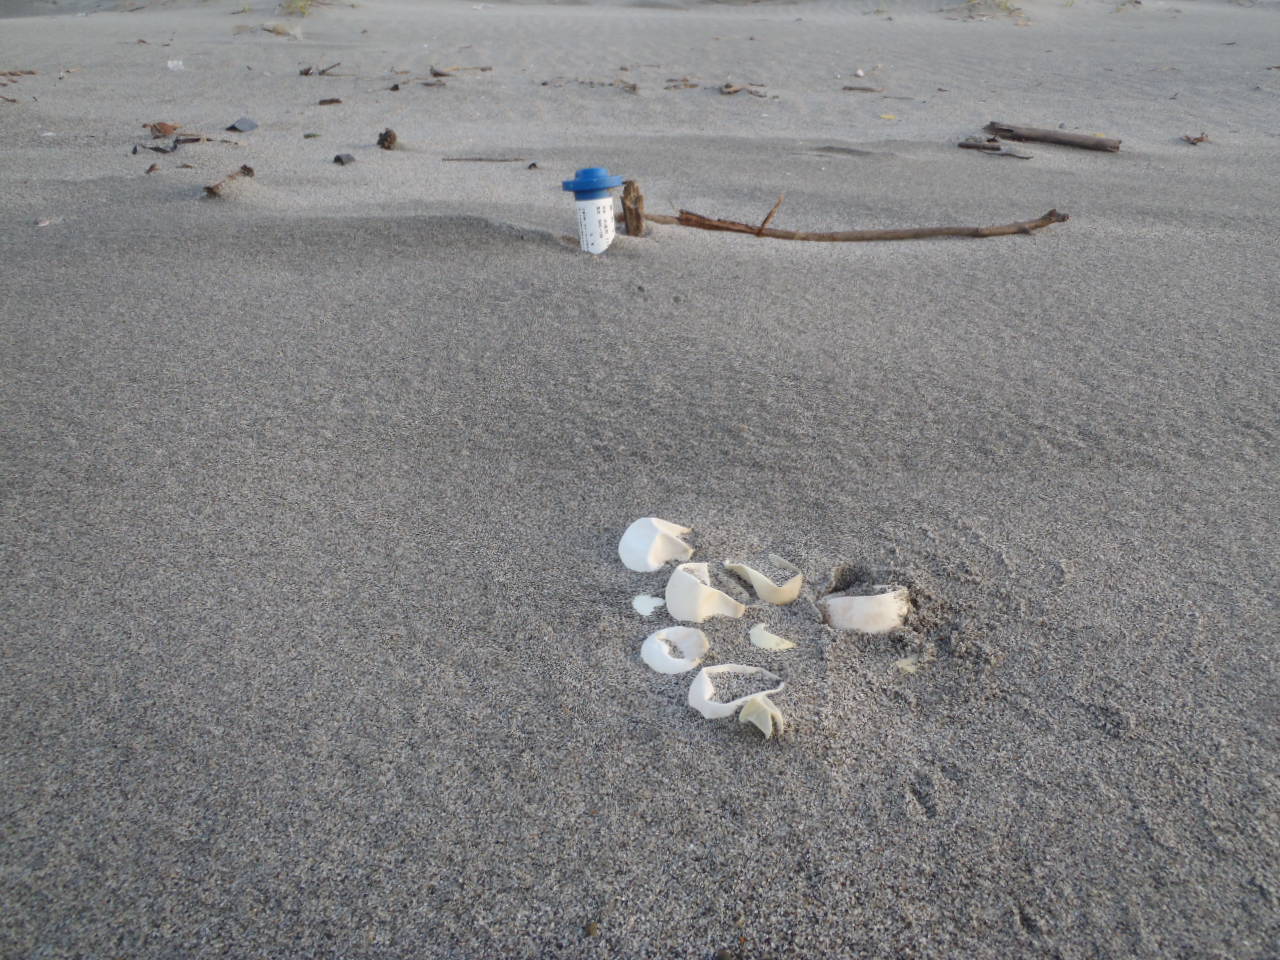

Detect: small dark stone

[389,83,400,91]
[526,161,538,169]
[333,154,356,165]
[584,921,600,937]
[226,117,258,132]
[377,128,397,150]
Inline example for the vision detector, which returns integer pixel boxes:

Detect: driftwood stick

[636,208,1067,241]
[756,194,784,235]
[203,164,255,198]
[985,121,1120,152]
[622,180,646,237]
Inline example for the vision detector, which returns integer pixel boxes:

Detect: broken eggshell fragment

[725,558,803,605]
[618,517,694,572]
[821,585,910,633]
[640,627,709,674]
[665,563,747,623]
[738,693,786,739]
[687,664,785,719]
[748,623,796,650]
[631,594,665,616]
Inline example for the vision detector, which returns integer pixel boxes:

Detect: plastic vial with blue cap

[562,167,624,254]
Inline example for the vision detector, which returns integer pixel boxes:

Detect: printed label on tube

[576,197,616,254]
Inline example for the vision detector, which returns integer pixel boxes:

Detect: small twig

[985,121,1120,152]
[174,134,243,147]
[203,164,254,197]
[441,156,526,162]
[756,195,784,235]
[318,62,341,75]
[958,138,1031,158]
[842,85,885,93]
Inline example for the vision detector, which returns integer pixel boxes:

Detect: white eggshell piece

[821,585,910,633]
[738,694,785,739]
[618,517,693,572]
[640,627,709,674]
[749,623,796,650]
[632,594,665,616]
[726,561,803,605]
[688,664,785,719]
[665,563,747,623]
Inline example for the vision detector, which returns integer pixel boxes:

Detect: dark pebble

[333,154,356,165]
[226,117,258,132]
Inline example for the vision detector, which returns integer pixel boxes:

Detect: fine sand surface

[2,0,1277,957]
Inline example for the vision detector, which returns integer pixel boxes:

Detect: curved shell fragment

[618,517,694,572]
[738,694,785,739]
[687,664,785,719]
[821,585,909,633]
[725,560,803,605]
[749,623,796,650]
[640,627,709,674]
[665,563,747,623]
[631,594,665,616]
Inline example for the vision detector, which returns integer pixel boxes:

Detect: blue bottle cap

[562,166,624,200]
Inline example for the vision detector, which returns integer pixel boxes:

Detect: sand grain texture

[2,0,1277,957]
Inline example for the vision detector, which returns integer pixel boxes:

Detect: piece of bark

[622,180,646,237]
[634,206,1068,242]
[984,121,1120,152]
[318,98,342,105]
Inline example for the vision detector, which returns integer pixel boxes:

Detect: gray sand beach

[2,0,1277,956]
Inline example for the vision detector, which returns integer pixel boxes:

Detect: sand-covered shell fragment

[738,694,785,739]
[821,585,909,633]
[640,627,709,674]
[665,563,747,623]
[618,517,694,572]
[749,623,796,650]
[725,556,803,605]
[687,664,785,719]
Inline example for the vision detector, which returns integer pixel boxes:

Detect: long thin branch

[640,207,1068,241]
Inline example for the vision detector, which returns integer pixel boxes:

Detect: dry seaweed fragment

[203,164,254,197]
[377,128,397,150]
